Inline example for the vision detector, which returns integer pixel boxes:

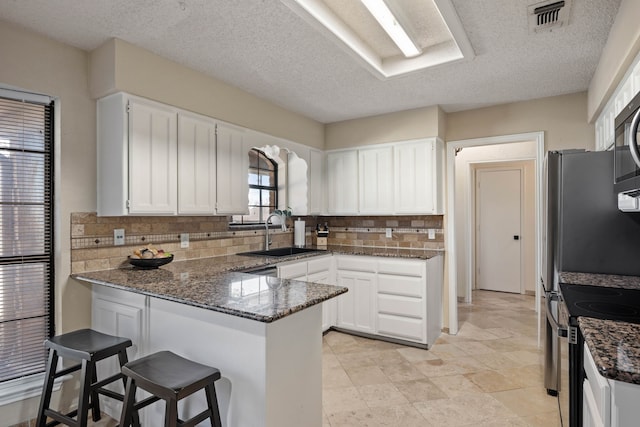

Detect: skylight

[281,0,474,79]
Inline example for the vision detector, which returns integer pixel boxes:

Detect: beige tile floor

[322,290,562,427]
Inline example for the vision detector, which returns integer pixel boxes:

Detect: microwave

[614,91,640,201]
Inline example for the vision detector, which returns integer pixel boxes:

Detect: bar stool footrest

[178,408,213,427]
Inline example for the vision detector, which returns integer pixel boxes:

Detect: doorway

[475,166,523,294]
[445,132,544,335]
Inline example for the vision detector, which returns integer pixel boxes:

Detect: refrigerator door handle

[628,108,640,169]
[546,291,568,338]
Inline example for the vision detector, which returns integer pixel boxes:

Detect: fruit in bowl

[130,244,171,259]
[128,244,173,269]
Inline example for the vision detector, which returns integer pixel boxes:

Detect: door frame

[445,131,544,335]
[473,164,526,295]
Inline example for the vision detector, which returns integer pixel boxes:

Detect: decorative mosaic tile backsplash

[70,213,444,273]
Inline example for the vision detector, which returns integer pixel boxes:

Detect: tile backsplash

[70,213,444,273]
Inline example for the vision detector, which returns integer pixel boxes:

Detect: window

[0,92,54,384]
[232,149,277,224]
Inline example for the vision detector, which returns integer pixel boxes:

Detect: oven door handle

[628,107,640,169]
[546,291,568,338]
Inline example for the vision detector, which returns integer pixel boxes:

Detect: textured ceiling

[0,0,621,123]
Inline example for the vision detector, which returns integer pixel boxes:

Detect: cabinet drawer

[377,259,424,277]
[377,294,423,318]
[336,256,376,273]
[278,262,307,279]
[378,275,424,298]
[377,313,423,342]
[583,343,610,425]
[307,256,332,274]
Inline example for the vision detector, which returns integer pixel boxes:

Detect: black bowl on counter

[128,254,174,269]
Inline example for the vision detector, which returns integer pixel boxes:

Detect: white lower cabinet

[278,255,335,331]
[583,343,640,427]
[335,269,376,334]
[276,254,443,346]
[91,286,147,418]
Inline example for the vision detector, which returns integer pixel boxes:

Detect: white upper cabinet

[359,146,394,214]
[177,112,217,215]
[327,150,359,214]
[394,138,444,214]
[308,149,325,215]
[216,123,250,215]
[97,93,178,216]
[324,139,444,216]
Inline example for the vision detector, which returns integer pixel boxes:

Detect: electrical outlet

[114,229,125,246]
[385,228,392,238]
[428,229,436,240]
[180,233,189,248]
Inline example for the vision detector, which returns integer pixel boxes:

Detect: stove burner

[570,286,623,297]
[575,301,640,317]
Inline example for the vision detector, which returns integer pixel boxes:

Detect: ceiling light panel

[281,0,474,79]
[360,0,421,57]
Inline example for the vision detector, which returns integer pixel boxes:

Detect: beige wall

[588,0,640,121]
[90,39,325,149]
[325,105,443,150]
[0,20,95,424]
[446,92,594,151]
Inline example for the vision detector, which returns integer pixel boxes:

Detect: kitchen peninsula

[72,254,347,427]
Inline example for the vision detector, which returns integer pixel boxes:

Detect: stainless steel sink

[238,247,324,257]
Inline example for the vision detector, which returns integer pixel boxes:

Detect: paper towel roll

[294,219,306,247]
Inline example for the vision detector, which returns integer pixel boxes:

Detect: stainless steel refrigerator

[542,150,640,415]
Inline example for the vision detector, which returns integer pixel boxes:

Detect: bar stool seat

[36,328,135,427]
[119,351,222,427]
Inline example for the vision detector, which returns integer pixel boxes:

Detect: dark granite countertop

[560,271,640,385]
[559,271,640,290]
[579,317,640,385]
[73,246,441,323]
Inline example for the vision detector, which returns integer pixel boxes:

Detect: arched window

[232,149,278,224]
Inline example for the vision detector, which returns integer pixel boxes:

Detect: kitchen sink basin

[238,247,324,257]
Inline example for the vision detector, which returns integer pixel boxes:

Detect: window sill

[0,373,69,406]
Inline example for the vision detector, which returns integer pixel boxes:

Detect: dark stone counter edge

[74,275,348,323]
[579,317,640,385]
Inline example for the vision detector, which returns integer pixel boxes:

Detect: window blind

[0,94,54,383]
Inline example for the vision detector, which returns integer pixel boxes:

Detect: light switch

[114,229,125,246]
[428,229,436,240]
[385,228,392,238]
[181,233,189,248]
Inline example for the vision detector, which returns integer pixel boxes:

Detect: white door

[476,168,522,293]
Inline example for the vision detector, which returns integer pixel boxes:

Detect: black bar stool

[36,328,137,427]
[119,351,222,427]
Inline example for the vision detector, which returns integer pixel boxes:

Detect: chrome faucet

[264,212,287,250]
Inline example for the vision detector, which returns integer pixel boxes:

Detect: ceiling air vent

[528,0,571,33]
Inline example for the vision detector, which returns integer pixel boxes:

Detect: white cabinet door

[308,149,325,215]
[177,112,217,214]
[326,150,358,214]
[128,98,178,215]
[278,261,308,280]
[216,123,249,214]
[307,270,335,331]
[359,146,393,214]
[92,288,147,418]
[394,139,443,214]
[336,270,376,334]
